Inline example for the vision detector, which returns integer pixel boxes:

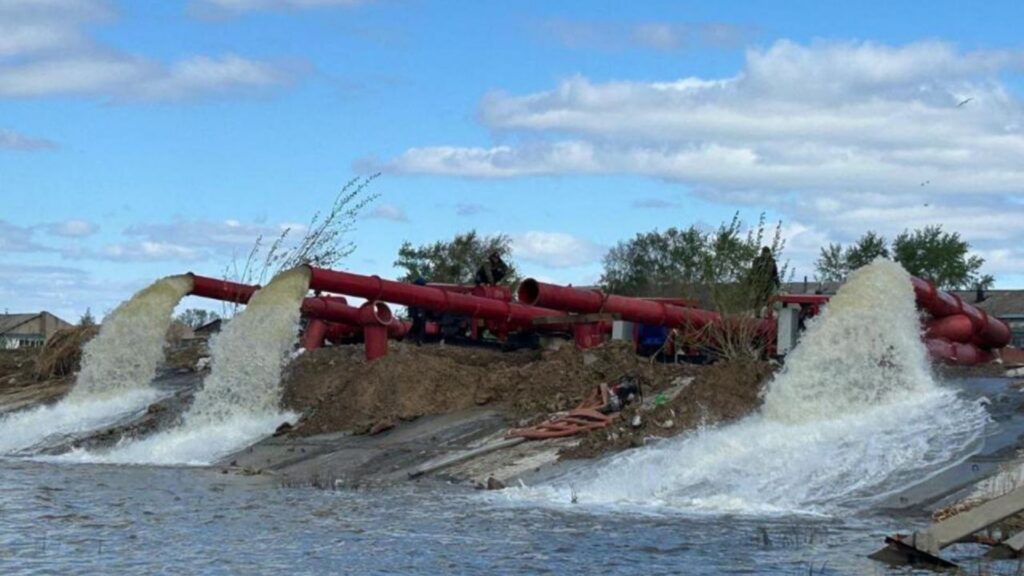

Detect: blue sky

[2,0,1023,320]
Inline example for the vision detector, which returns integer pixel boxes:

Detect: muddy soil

[281,341,772,460]
[0,348,74,411]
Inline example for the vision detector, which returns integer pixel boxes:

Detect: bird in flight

[957,97,974,108]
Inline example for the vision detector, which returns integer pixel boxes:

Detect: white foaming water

[59,267,310,466]
[70,275,193,400]
[0,389,164,455]
[0,276,191,456]
[510,260,989,515]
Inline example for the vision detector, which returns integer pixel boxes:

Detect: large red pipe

[517,279,721,330]
[925,315,975,343]
[187,274,364,328]
[187,274,259,305]
[303,266,573,331]
[911,277,1010,349]
[926,338,993,365]
[187,272,407,341]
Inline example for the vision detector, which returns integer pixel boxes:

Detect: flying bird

[957,97,974,108]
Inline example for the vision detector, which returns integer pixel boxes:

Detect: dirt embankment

[281,341,773,459]
[0,346,73,410]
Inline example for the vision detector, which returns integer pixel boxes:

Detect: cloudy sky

[2,0,1023,321]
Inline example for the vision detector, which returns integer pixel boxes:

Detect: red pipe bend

[912,276,1010,349]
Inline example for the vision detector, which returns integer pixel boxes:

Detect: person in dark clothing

[474,251,509,286]
[408,277,429,345]
[751,246,780,315]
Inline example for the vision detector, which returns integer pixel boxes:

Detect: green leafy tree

[700,213,789,313]
[394,230,519,286]
[815,231,890,282]
[599,213,788,360]
[845,231,890,271]
[892,225,987,290]
[78,308,96,327]
[600,226,707,296]
[176,308,221,330]
[815,243,847,283]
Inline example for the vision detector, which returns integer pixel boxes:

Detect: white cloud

[366,203,409,222]
[0,220,49,252]
[511,231,604,268]
[1,217,308,263]
[42,219,99,237]
[0,0,109,58]
[0,1,303,101]
[123,218,287,254]
[382,39,1024,280]
[101,241,204,262]
[0,262,143,322]
[0,128,57,151]
[126,55,300,102]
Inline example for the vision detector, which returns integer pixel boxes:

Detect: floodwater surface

[0,458,912,575]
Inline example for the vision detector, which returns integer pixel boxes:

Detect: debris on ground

[280,341,771,460]
[0,346,77,411]
[559,359,773,459]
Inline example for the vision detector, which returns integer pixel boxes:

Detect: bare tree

[222,174,379,314]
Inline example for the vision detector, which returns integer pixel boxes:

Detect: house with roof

[0,312,73,349]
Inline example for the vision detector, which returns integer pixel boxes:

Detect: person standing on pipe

[408,277,430,345]
[751,246,780,317]
[475,251,509,286]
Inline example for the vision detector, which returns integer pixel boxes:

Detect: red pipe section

[358,302,392,361]
[187,273,404,359]
[911,277,1010,349]
[431,283,514,302]
[187,274,259,305]
[926,338,993,365]
[302,318,329,351]
[517,279,721,329]
[303,266,574,332]
[925,315,976,343]
[516,279,777,347]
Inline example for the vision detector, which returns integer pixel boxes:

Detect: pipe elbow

[357,301,393,327]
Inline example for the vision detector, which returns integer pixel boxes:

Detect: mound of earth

[281,341,772,459]
[0,348,43,389]
[0,347,74,411]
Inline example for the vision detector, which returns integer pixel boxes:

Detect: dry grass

[34,325,99,380]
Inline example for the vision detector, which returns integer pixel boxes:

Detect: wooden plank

[923,485,1024,554]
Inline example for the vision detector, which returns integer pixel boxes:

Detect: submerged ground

[1,342,1024,574]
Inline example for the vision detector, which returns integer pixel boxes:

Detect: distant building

[0,312,73,349]
[190,318,225,339]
